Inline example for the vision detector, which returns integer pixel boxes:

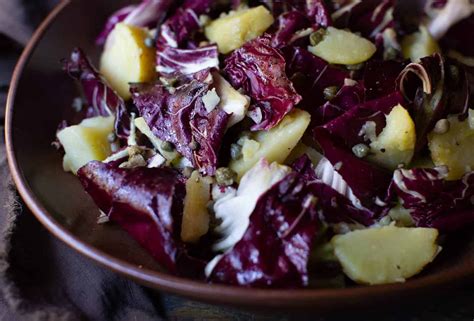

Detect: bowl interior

[6,0,474,310]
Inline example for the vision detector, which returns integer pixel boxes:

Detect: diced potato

[402,26,440,62]
[100,23,155,100]
[332,225,440,285]
[213,72,250,127]
[134,117,179,161]
[181,171,213,243]
[367,105,416,170]
[205,6,274,54]
[57,116,114,174]
[308,27,376,65]
[285,142,323,165]
[428,112,474,180]
[230,109,311,180]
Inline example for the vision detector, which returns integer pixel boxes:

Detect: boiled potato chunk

[401,26,440,62]
[428,112,474,180]
[332,225,440,285]
[57,116,114,174]
[181,171,213,243]
[308,27,376,65]
[213,72,250,127]
[367,105,416,170]
[100,23,155,100]
[230,109,311,180]
[134,117,179,161]
[205,6,274,54]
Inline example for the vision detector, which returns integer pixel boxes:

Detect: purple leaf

[314,128,392,206]
[156,44,219,78]
[292,155,377,226]
[283,46,348,110]
[77,161,194,274]
[62,48,130,138]
[364,60,407,100]
[397,53,471,151]
[131,80,229,175]
[272,11,311,48]
[157,0,212,48]
[224,35,301,131]
[96,0,173,45]
[209,173,319,288]
[390,167,474,231]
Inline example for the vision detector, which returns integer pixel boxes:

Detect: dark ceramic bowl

[5,0,474,311]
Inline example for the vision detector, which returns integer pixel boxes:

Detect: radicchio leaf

[224,35,301,131]
[131,80,229,175]
[312,81,366,126]
[157,0,212,48]
[272,11,312,48]
[156,44,219,78]
[261,0,332,26]
[292,155,376,226]
[77,161,207,275]
[283,46,348,110]
[96,0,173,45]
[390,167,474,231]
[333,0,395,40]
[63,48,130,138]
[208,173,319,288]
[363,60,407,100]
[397,53,471,151]
[319,91,405,148]
[314,128,392,207]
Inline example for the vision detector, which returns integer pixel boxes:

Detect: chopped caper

[230,143,243,160]
[189,140,200,150]
[161,141,175,152]
[215,167,237,186]
[433,118,450,134]
[323,86,339,101]
[309,29,327,47]
[144,37,154,48]
[352,143,370,158]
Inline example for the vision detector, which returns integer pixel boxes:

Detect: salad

[55,0,474,288]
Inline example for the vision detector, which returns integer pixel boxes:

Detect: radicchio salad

[56,0,474,287]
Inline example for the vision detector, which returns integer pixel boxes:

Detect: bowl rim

[5,0,474,309]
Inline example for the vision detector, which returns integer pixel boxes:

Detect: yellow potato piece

[332,225,440,285]
[57,116,114,174]
[205,6,274,54]
[285,142,323,165]
[368,105,416,170]
[308,27,376,65]
[230,109,311,180]
[100,23,156,100]
[428,112,474,180]
[181,171,213,243]
[402,26,440,62]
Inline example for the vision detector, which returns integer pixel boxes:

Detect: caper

[433,118,450,134]
[189,140,200,150]
[144,37,154,48]
[161,141,175,152]
[323,86,339,101]
[352,143,370,158]
[309,29,327,46]
[215,167,237,186]
[230,143,243,160]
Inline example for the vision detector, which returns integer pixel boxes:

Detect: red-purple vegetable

[130,79,229,175]
[209,173,319,288]
[224,35,301,131]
